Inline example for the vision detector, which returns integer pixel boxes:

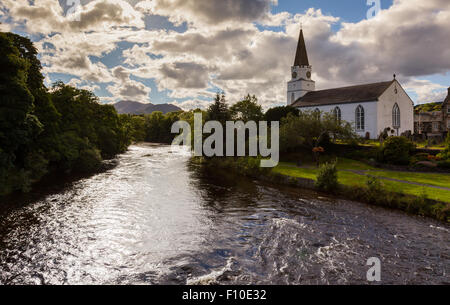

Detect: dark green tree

[207,93,231,124]
[230,94,263,122]
[265,106,300,122]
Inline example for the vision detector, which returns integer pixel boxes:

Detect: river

[0,143,448,285]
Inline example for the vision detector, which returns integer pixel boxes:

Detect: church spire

[294,28,309,67]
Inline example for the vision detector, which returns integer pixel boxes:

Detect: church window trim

[355,105,365,131]
[392,103,401,129]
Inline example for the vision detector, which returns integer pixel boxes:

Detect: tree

[0,32,44,194]
[265,106,300,122]
[279,110,357,153]
[230,94,263,122]
[207,93,231,124]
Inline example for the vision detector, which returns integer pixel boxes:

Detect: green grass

[367,170,450,189]
[273,162,318,180]
[336,158,375,171]
[273,159,450,203]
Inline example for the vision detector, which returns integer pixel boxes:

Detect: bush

[437,160,450,169]
[315,161,338,192]
[414,153,430,162]
[377,136,416,165]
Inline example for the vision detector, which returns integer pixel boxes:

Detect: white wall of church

[298,101,378,139]
[377,81,414,136]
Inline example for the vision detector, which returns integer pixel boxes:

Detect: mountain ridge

[114,100,182,115]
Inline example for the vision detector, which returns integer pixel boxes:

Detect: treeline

[0,33,132,195]
[127,92,357,156]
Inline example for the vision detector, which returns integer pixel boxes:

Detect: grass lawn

[273,158,450,203]
[367,170,450,189]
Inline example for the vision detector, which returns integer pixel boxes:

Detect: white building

[288,28,414,139]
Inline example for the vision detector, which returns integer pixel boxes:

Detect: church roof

[292,80,395,108]
[294,29,309,67]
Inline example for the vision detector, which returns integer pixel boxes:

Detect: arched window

[291,93,295,104]
[333,107,342,123]
[392,103,400,128]
[355,105,365,131]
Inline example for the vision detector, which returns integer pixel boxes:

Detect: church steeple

[294,29,309,67]
[287,27,315,105]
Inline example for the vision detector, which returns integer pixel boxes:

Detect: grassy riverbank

[196,157,450,223]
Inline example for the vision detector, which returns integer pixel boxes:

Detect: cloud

[3,0,144,34]
[404,79,447,104]
[2,0,449,109]
[137,0,275,26]
[107,66,151,102]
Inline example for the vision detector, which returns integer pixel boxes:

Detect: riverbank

[195,157,450,223]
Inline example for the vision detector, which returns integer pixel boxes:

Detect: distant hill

[114,100,182,115]
[414,102,443,113]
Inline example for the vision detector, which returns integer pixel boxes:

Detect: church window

[392,103,401,128]
[355,105,365,131]
[291,93,295,104]
[333,107,341,123]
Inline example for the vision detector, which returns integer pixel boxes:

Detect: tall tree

[207,93,231,124]
[230,94,263,122]
[0,32,44,194]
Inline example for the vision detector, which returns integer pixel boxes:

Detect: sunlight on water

[0,144,449,285]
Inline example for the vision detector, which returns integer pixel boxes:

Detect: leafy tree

[264,106,300,122]
[279,111,357,153]
[0,32,44,194]
[0,32,136,195]
[230,94,263,122]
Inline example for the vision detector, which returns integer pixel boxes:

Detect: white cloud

[2,0,449,109]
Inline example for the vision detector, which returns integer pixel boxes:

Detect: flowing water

[0,144,448,285]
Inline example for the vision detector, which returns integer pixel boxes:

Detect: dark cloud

[159,62,209,88]
[150,0,273,25]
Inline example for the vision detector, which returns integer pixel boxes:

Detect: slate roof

[292,81,395,108]
[294,29,309,67]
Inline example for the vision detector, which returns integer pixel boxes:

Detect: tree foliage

[377,136,416,165]
[230,94,263,122]
[279,110,357,153]
[0,33,133,195]
[264,106,300,122]
[207,93,231,124]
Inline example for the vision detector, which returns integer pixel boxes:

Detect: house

[442,88,450,136]
[414,88,450,140]
[288,27,414,139]
[414,111,443,139]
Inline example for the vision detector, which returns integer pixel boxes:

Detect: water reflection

[0,144,449,285]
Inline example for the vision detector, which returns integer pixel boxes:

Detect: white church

[287,28,414,139]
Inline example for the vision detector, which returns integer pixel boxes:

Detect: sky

[1,0,449,110]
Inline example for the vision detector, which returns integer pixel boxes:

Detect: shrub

[414,153,430,162]
[377,136,416,165]
[365,175,386,204]
[366,175,383,193]
[315,161,338,192]
[437,160,450,169]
